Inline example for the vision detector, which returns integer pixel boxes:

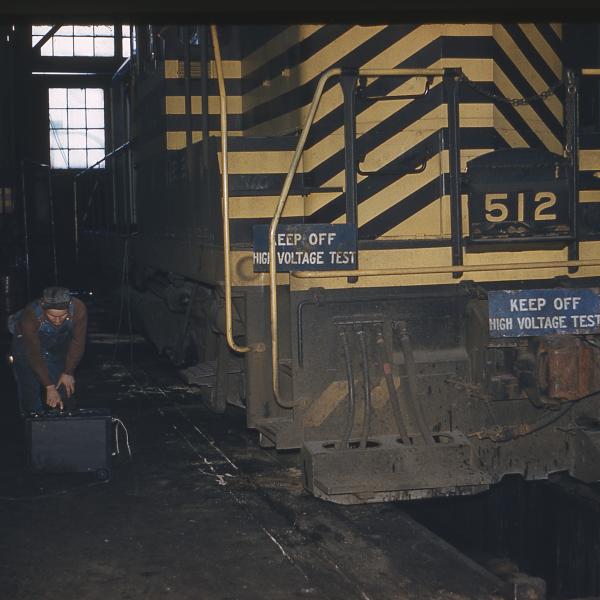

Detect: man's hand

[56,373,75,398]
[45,385,63,410]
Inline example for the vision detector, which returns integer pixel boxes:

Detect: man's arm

[19,305,52,387]
[64,298,87,375]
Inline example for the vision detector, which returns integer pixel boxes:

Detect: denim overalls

[10,301,75,413]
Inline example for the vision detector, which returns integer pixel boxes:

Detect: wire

[112,417,133,458]
[470,388,600,443]
[339,329,356,449]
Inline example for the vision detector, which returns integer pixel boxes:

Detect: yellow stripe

[494,66,562,152]
[307,103,491,194]
[244,25,387,115]
[494,25,562,122]
[580,149,600,170]
[220,150,297,174]
[243,25,323,77]
[493,106,528,147]
[549,23,562,39]
[229,195,305,218]
[166,130,203,149]
[580,190,600,203]
[244,27,494,137]
[517,23,562,79]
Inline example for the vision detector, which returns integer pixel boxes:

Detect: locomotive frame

[80,23,600,503]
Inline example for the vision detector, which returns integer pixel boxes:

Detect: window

[33,25,115,57]
[122,25,136,58]
[49,88,105,169]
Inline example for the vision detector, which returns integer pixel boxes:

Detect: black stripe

[490,97,547,148]
[493,37,563,145]
[358,176,446,240]
[501,24,563,91]
[305,82,444,190]
[241,25,353,96]
[534,23,563,60]
[243,24,424,132]
[240,26,289,58]
[307,127,501,226]
[304,80,508,193]
[580,132,600,150]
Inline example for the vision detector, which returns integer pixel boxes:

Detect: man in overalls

[9,286,88,414]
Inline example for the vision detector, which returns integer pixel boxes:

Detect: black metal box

[25,408,113,480]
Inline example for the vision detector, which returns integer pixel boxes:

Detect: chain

[564,70,576,159]
[458,73,564,106]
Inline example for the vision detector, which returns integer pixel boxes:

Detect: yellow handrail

[269,68,446,408]
[211,25,250,354]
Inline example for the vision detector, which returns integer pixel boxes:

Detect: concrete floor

[0,299,509,600]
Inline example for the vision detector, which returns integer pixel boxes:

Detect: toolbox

[25,408,113,481]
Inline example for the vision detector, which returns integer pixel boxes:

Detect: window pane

[94,25,114,36]
[68,88,85,108]
[69,149,87,169]
[86,109,104,128]
[87,129,105,148]
[69,130,87,148]
[56,25,73,36]
[74,37,94,56]
[94,37,114,56]
[49,129,68,149]
[50,149,68,169]
[49,88,67,108]
[123,41,131,58]
[49,108,67,129]
[85,89,104,109]
[53,36,73,56]
[88,150,105,168]
[67,108,86,128]
[32,25,53,36]
[74,25,93,36]
[121,25,130,36]
[40,40,53,56]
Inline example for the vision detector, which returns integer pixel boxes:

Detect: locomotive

[81,23,600,503]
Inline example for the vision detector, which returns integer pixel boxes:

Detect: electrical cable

[339,329,356,449]
[470,388,600,443]
[374,329,410,444]
[357,329,371,449]
[112,417,133,458]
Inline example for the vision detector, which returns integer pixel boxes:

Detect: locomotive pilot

[8,286,88,414]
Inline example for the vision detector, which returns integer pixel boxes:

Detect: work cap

[41,286,71,309]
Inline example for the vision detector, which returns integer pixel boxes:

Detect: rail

[290,259,600,278]
[211,24,251,355]
[269,67,446,408]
